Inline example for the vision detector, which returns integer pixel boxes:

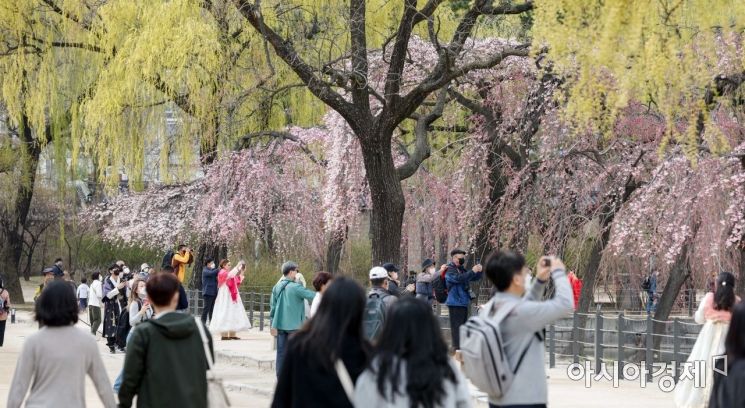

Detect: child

[77,277,90,313]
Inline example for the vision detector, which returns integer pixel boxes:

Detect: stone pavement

[1,310,677,407]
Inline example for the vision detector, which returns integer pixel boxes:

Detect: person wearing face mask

[112,277,153,393]
[102,264,129,353]
[415,259,443,307]
[88,271,104,336]
[444,248,483,352]
[201,258,219,324]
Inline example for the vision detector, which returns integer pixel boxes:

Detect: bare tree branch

[349,0,371,115]
[40,0,93,31]
[397,87,448,180]
[384,0,419,104]
[237,130,326,166]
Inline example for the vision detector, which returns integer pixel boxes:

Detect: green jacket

[270,277,316,331]
[118,312,213,408]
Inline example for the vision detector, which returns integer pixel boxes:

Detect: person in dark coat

[272,277,370,408]
[102,264,128,353]
[710,302,745,408]
[50,258,64,280]
[118,273,213,408]
[201,258,219,324]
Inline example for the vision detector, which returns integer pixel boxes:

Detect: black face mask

[457,258,465,266]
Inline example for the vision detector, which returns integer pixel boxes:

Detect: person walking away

[272,277,370,408]
[415,259,440,307]
[445,248,483,351]
[270,261,317,377]
[171,244,193,283]
[103,264,128,353]
[113,276,154,392]
[118,273,213,408]
[210,259,251,340]
[709,302,745,408]
[675,272,740,408]
[567,271,582,310]
[77,277,90,313]
[201,258,219,324]
[482,251,573,408]
[50,257,64,280]
[0,277,10,347]
[353,297,472,408]
[89,271,104,336]
[7,281,116,408]
[364,267,397,342]
[309,271,333,318]
[645,270,659,313]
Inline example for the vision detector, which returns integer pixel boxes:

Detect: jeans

[112,330,134,392]
[201,295,216,324]
[646,292,656,313]
[276,330,295,377]
[89,306,102,335]
[448,306,469,350]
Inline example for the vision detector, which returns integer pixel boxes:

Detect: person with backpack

[170,244,193,283]
[103,264,128,353]
[272,277,370,408]
[0,276,10,347]
[270,261,317,377]
[113,276,153,392]
[465,251,571,408]
[444,248,483,351]
[364,266,397,342]
[415,259,442,307]
[353,297,472,408]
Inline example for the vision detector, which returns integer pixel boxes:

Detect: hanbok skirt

[209,285,252,334]
[674,320,729,408]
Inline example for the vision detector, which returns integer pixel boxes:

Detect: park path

[1,308,677,407]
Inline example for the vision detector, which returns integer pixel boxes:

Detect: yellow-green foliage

[533,0,745,152]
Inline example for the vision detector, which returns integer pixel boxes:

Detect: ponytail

[714,271,736,311]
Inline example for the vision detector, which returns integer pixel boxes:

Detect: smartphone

[542,258,551,267]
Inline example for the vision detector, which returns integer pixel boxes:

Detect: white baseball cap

[140,263,150,272]
[369,266,388,280]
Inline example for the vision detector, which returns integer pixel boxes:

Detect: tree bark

[325,226,347,274]
[1,114,43,303]
[189,241,227,290]
[360,134,406,266]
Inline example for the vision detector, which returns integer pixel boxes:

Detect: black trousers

[448,306,468,350]
[0,319,6,347]
[201,295,216,324]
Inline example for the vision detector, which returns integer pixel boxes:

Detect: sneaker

[109,346,116,354]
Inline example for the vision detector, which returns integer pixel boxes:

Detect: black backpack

[641,276,651,291]
[162,249,175,269]
[116,308,131,349]
[363,293,389,341]
[432,268,449,303]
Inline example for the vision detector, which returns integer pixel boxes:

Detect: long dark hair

[714,272,736,311]
[725,302,745,361]
[293,276,368,368]
[374,297,456,408]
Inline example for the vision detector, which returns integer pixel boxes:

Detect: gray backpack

[363,292,389,341]
[460,299,537,398]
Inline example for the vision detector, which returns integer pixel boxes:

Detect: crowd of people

[6,247,745,408]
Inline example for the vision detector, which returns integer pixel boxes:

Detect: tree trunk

[738,245,745,299]
[1,114,43,303]
[652,245,692,350]
[438,232,449,265]
[360,135,406,266]
[325,226,347,274]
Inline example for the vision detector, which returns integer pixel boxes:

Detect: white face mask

[99,276,103,282]
[138,288,147,297]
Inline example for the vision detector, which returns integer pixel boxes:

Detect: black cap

[421,258,435,270]
[41,267,54,276]
[381,263,400,273]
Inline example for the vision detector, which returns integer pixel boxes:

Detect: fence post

[688,289,694,317]
[673,318,681,383]
[617,313,624,380]
[259,293,266,331]
[572,312,579,364]
[248,292,255,324]
[595,309,603,373]
[549,323,556,368]
[646,315,654,382]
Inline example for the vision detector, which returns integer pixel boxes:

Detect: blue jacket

[201,267,219,297]
[445,262,482,307]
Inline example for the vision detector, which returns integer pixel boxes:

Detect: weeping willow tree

[533,0,745,156]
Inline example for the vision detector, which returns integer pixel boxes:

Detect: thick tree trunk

[652,244,692,351]
[325,226,347,274]
[1,115,43,303]
[360,136,406,266]
[438,232,449,265]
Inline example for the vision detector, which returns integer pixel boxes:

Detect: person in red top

[209,259,251,340]
[568,271,582,310]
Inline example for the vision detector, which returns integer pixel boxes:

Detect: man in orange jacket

[171,244,193,283]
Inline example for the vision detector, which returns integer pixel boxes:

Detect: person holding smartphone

[113,276,153,392]
[444,248,483,352]
[483,252,573,408]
